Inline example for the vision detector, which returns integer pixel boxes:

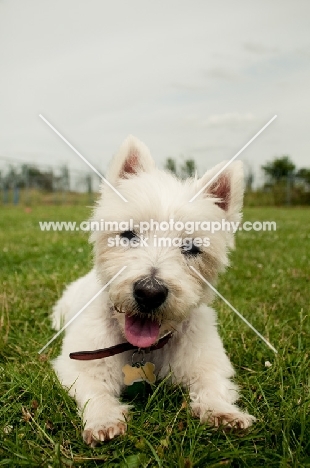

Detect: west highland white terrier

[52,136,255,445]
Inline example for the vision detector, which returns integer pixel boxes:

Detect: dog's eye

[120,230,137,241]
[181,243,201,256]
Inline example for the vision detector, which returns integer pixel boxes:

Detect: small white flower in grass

[265,361,272,368]
[3,425,13,434]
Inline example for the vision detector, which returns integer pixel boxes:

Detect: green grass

[0,206,309,467]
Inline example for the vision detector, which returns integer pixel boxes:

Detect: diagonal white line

[189,115,277,202]
[39,114,128,203]
[38,266,127,354]
[190,266,278,354]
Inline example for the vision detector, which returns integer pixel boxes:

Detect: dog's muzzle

[133,277,168,311]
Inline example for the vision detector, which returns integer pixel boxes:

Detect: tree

[262,156,295,183]
[164,157,197,179]
[180,159,196,178]
[296,168,310,185]
[164,158,177,175]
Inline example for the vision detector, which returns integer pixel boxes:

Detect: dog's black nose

[133,278,168,311]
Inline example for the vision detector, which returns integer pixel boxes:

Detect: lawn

[0,205,309,467]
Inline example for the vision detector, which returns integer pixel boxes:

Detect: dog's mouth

[124,314,160,348]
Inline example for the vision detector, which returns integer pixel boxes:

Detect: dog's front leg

[53,356,130,446]
[187,367,255,429]
[159,308,255,429]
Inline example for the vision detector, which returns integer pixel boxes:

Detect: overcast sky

[1,0,310,183]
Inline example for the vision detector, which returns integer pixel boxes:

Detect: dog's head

[90,136,244,348]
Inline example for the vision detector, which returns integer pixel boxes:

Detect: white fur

[52,136,255,445]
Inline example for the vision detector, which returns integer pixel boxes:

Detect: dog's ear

[107,135,155,183]
[197,161,244,219]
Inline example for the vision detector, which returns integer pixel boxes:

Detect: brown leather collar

[69,332,173,361]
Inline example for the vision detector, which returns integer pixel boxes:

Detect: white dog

[52,136,255,446]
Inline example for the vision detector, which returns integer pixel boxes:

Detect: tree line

[1,155,309,205]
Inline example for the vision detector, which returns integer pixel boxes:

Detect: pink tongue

[125,315,160,348]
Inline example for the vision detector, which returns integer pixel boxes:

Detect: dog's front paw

[210,411,255,429]
[192,404,255,429]
[83,421,127,446]
[82,399,130,446]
